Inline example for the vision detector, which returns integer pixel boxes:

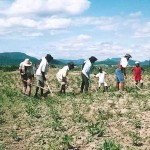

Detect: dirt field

[0,67,150,150]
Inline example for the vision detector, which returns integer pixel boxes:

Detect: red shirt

[133,66,142,81]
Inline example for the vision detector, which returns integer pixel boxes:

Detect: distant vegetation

[0,52,149,66]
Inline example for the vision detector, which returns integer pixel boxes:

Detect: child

[95,67,108,92]
[56,62,75,93]
[132,61,144,88]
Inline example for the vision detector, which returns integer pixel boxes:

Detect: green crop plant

[62,134,74,149]
[87,122,105,137]
[100,139,122,150]
[129,131,143,146]
[25,105,41,118]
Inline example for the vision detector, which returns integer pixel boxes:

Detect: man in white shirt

[56,62,75,93]
[34,54,53,97]
[115,53,132,91]
[80,56,97,93]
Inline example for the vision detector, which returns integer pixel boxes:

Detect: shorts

[115,68,124,83]
[36,75,44,87]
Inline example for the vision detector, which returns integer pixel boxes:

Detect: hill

[0,52,63,66]
[0,52,39,65]
[0,52,149,66]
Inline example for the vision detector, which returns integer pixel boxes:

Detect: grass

[0,67,150,149]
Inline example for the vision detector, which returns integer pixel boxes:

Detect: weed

[0,117,6,125]
[71,113,87,123]
[99,139,122,150]
[98,110,113,120]
[11,130,22,142]
[25,105,41,118]
[62,134,74,149]
[133,119,142,129]
[129,131,143,146]
[87,122,105,137]
[0,143,6,150]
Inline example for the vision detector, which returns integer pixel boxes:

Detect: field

[0,66,150,150]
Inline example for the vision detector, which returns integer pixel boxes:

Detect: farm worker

[95,67,108,92]
[19,59,34,96]
[34,54,53,97]
[115,53,132,91]
[132,61,144,88]
[80,56,97,93]
[56,62,75,93]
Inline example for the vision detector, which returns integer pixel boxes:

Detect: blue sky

[0,0,150,61]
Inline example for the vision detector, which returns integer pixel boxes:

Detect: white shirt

[96,71,106,83]
[36,57,49,76]
[82,60,92,79]
[56,66,69,80]
[19,62,25,74]
[120,57,128,68]
[19,62,25,70]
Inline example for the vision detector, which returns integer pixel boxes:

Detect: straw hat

[23,59,32,66]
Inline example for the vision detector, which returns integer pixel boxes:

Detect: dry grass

[0,68,150,150]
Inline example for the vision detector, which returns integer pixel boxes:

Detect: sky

[0,0,150,61]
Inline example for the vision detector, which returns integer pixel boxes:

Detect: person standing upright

[34,54,53,97]
[132,61,144,88]
[80,56,97,93]
[115,53,132,91]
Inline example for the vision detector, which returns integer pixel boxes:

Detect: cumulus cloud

[0,16,72,36]
[3,0,90,16]
[38,17,71,29]
[129,11,142,17]
[133,22,150,38]
[23,32,43,37]
[74,16,119,31]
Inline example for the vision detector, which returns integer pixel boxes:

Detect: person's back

[80,56,97,93]
[36,57,48,76]
[56,65,69,80]
[82,60,92,79]
[25,65,34,77]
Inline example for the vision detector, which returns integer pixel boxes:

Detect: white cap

[135,61,140,64]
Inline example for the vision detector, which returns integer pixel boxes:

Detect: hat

[45,54,53,60]
[23,58,32,66]
[125,53,132,58]
[135,61,140,64]
[68,62,75,69]
[89,56,98,62]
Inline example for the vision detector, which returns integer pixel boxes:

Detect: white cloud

[134,22,150,38]
[38,17,71,29]
[74,16,119,31]
[0,16,72,35]
[0,17,38,28]
[3,0,90,16]
[23,32,43,37]
[129,11,142,17]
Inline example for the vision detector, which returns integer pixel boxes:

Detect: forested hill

[0,52,63,66]
[0,52,149,66]
[0,52,39,65]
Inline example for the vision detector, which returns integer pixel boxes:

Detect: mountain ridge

[0,52,149,66]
